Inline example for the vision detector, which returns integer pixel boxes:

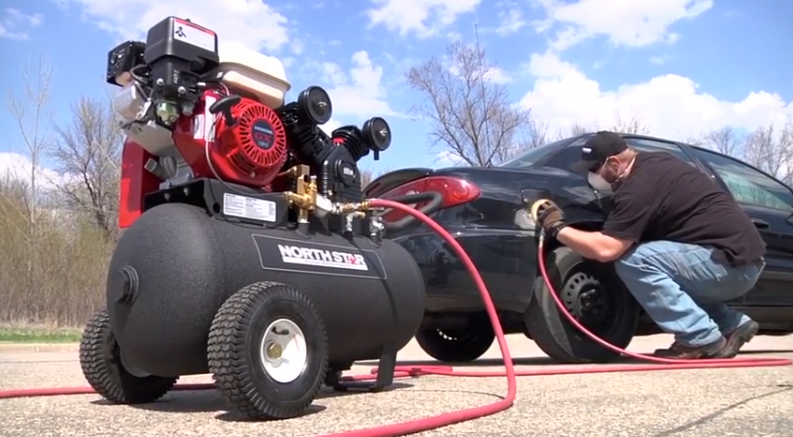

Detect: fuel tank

[107,203,426,377]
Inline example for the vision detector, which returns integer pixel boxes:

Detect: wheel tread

[207,281,328,419]
[79,309,178,404]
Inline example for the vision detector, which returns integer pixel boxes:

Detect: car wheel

[525,246,641,364]
[79,309,178,404]
[415,323,494,363]
[207,281,328,419]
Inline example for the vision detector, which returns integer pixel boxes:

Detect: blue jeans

[614,240,764,347]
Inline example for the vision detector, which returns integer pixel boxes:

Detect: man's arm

[552,190,650,263]
[555,227,634,263]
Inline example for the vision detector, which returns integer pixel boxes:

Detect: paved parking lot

[1,334,792,437]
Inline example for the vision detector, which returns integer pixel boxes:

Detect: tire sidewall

[245,292,327,407]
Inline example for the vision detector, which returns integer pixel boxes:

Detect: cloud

[0,8,44,40]
[319,118,342,136]
[495,3,527,36]
[518,52,793,139]
[649,55,669,65]
[367,0,482,38]
[532,0,713,51]
[63,0,291,52]
[317,51,398,119]
[449,64,513,85]
[0,152,72,191]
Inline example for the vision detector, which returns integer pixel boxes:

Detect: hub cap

[561,270,617,335]
[259,319,308,384]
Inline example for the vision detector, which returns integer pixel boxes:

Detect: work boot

[653,336,733,359]
[722,320,759,356]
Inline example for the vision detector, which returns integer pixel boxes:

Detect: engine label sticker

[252,234,387,279]
[223,193,276,222]
[173,19,216,53]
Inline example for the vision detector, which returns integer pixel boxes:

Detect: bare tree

[4,56,53,234]
[701,126,742,157]
[50,96,122,240]
[567,123,590,136]
[524,118,551,148]
[1,60,121,327]
[609,110,651,135]
[406,40,533,167]
[360,169,374,189]
[743,123,793,184]
[4,56,54,297]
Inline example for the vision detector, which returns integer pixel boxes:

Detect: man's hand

[536,200,566,238]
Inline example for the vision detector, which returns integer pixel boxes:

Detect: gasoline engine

[80,16,426,420]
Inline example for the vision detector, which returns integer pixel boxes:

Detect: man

[536,131,766,359]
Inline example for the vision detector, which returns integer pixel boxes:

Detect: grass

[0,323,82,343]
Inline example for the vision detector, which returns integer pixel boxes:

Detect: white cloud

[450,65,512,84]
[0,152,72,191]
[64,0,291,52]
[367,0,482,38]
[649,55,669,65]
[0,8,44,40]
[518,52,793,140]
[318,51,398,119]
[482,66,512,84]
[319,118,342,136]
[495,4,527,36]
[532,0,713,51]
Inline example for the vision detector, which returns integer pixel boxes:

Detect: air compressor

[81,16,428,420]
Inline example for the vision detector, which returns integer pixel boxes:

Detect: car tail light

[378,176,481,222]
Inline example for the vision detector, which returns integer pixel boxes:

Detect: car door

[690,147,793,306]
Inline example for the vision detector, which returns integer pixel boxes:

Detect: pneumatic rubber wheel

[525,246,641,364]
[415,323,495,363]
[79,309,178,404]
[207,281,328,420]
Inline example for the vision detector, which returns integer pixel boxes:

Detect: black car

[365,132,793,364]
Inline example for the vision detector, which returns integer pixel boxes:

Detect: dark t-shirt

[602,151,766,264]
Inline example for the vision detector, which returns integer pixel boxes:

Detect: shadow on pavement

[91,382,414,421]
[357,348,793,368]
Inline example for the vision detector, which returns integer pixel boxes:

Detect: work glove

[536,200,566,238]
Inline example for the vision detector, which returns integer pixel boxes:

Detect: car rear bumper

[392,227,539,314]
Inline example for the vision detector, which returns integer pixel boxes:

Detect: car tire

[415,324,494,363]
[79,309,178,404]
[207,281,328,419]
[525,246,641,364]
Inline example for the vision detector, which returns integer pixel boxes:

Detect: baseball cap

[570,131,629,173]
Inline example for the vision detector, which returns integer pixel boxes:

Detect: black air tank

[107,203,426,377]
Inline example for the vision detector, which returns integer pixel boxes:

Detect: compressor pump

[81,16,427,420]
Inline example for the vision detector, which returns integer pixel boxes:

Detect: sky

[1,0,793,182]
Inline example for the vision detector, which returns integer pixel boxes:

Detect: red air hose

[1,198,790,437]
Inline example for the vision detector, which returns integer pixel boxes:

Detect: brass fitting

[334,200,371,214]
[282,165,318,223]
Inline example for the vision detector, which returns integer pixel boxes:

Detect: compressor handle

[380,191,444,233]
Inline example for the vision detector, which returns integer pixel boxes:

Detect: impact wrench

[0,198,790,437]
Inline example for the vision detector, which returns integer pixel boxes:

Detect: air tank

[106,202,426,378]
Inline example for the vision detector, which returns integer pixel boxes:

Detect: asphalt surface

[1,334,792,437]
